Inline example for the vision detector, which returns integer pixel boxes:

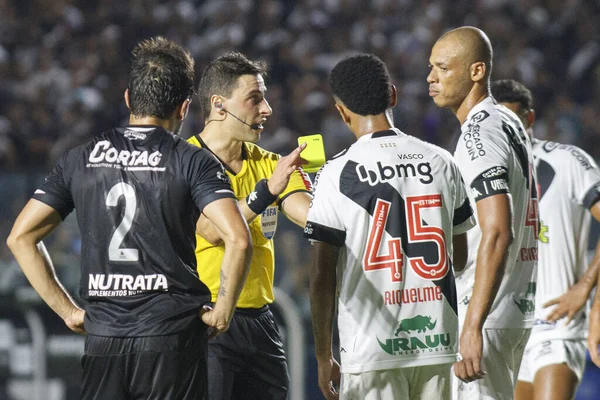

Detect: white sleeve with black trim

[569,146,600,209]
[303,164,346,246]
[454,116,511,202]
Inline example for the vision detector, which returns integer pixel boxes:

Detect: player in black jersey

[6,37,252,400]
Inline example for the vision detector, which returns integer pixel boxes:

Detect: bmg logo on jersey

[356,161,433,185]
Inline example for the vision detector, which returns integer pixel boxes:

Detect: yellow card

[298,134,326,173]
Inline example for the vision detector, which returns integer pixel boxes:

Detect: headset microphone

[220,106,262,130]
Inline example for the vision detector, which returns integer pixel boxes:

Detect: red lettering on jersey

[384,291,392,305]
[383,286,443,305]
[410,288,417,303]
[520,247,538,261]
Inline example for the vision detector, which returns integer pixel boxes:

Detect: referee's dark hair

[329,53,393,116]
[491,79,534,112]
[128,36,195,119]
[198,52,268,122]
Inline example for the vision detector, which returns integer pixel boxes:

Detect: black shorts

[208,305,289,400]
[81,318,207,400]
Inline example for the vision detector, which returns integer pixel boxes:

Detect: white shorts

[517,339,586,383]
[452,328,530,400]
[341,363,452,400]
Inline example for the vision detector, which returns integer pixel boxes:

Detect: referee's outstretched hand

[200,305,230,340]
[65,308,86,335]
[267,143,308,196]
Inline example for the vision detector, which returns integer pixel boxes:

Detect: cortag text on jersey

[88,140,164,170]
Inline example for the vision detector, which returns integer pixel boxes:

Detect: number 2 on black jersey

[106,182,139,262]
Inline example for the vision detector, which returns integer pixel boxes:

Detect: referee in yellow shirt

[189,51,312,400]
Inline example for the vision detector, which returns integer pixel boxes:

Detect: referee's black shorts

[81,317,207,400]
[208,305,289,400]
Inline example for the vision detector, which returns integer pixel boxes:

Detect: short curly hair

[491,79,533,111]
[329,54,393,116]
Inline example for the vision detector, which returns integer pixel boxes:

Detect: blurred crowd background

[1,0,599,399]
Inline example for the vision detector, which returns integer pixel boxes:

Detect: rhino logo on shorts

[394,315,437,335]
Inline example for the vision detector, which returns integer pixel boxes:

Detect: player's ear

[178,97,192,121]
[527,109,536,130]
[390,85,398,108]
[124,89,131,110]
[470,61,486,83]
[211,95,226,115]
[335,103,351,125]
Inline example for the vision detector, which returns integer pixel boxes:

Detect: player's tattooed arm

[218,269,227,297]
[199,197,252,338]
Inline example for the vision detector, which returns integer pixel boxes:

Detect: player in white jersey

[428,27,539,400]
[305,54,476,400]
[492,79,600,400]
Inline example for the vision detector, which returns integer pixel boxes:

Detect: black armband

[470,166,509,202]
[246,179,278,214]
[583,183,600,210]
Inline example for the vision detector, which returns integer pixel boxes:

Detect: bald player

[428,27,539,400]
